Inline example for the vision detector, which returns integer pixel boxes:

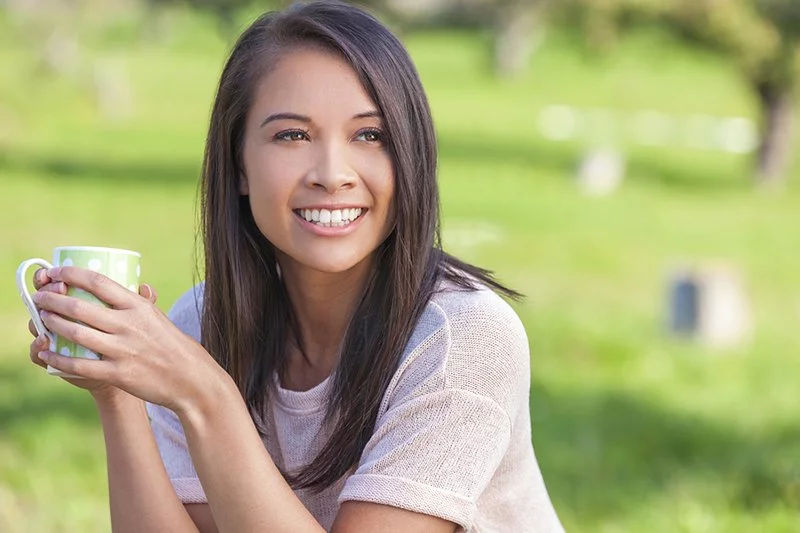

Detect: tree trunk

[493,0,546,78]
[755,82,795,188]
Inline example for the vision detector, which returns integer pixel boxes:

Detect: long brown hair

[200,0,521,492]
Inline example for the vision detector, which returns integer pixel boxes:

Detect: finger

[46,267,134,309]
[29,335,49,369]
[39,310,118,357]
[34,292,119,333]
[33,268,52,290]
[29,283,68,338]
[37,281,68,295]
[139,283,158,304]
[38,350,115,383]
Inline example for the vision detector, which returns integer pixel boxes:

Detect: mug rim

[53,246,141,257]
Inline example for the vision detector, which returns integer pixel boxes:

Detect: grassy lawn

[1,7,799,532]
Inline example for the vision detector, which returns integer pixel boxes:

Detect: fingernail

[40,310,50,320]
[47,267,61,278]
[38,351,50,362]
[32,292,41,303]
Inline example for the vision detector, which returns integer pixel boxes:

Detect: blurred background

[1,0,799,531]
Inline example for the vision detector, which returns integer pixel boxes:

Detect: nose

[305,142,356,193]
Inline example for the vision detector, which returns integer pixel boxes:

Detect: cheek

[356,152,395,205]
[367,173,396,241]
[382,179,396,226]
[243,149,296,201]
[375,163,396,224]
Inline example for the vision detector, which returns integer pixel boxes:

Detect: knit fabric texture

[146,282,564,532]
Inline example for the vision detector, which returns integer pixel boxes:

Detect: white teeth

[298,207,364,227]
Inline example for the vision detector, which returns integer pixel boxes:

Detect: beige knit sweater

[146,282,564,532]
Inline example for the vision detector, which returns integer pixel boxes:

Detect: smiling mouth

[293,207,367,228]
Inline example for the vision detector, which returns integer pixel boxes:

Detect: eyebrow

[259,110,382,128]
[260,112,310,128]
[353,110,382,120]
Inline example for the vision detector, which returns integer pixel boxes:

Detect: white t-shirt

[146,282,564,532]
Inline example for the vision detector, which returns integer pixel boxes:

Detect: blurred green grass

[1,8,799,533]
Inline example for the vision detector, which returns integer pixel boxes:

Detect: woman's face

[241,46,395,276]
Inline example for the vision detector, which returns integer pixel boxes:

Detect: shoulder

[386,283,530,416]
[167,283,205,342]
[407,281,526,350]
[430,281,525,337]
[431,284,530,398]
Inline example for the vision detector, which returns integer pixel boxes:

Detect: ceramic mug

[16,246,140,377]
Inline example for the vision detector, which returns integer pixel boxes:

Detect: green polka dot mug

[16,246,140,378]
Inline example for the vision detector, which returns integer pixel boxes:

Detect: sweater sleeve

[337,292,530,532]
[146,284,207,504]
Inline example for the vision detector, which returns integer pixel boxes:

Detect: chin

[274,239,379,276]
[287,250,372,275]
[308,259,366,274]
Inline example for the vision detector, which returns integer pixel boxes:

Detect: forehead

[251,46,378,118]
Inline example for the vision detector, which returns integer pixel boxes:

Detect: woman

[27,2,564,531]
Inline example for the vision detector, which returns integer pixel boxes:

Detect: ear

[239,172,249,195]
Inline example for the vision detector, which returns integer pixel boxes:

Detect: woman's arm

[94,391,200,533]
[174,375,324,533]
[175,377,455,533]
[185,504,217,533]
[35,266,456,533]
[26,275,204,533]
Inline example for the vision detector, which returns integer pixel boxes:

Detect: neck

[277,253,374,383]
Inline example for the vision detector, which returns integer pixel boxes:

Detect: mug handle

[16,258,55,344]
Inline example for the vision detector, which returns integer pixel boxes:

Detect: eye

[355,128,385,144]
[274,129,310,142]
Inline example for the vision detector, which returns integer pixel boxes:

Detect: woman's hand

[27,268,159,402]
[31,266,228,415]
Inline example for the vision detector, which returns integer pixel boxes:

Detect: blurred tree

[669,0,799,186]
[146,0,397,36]
[146,0,255,34]
[554,0,800,186]
[152,0,551,77]
[383,0,552,77]
[492,0,549,78]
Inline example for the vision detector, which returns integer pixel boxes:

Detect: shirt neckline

[273,372,333,413]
